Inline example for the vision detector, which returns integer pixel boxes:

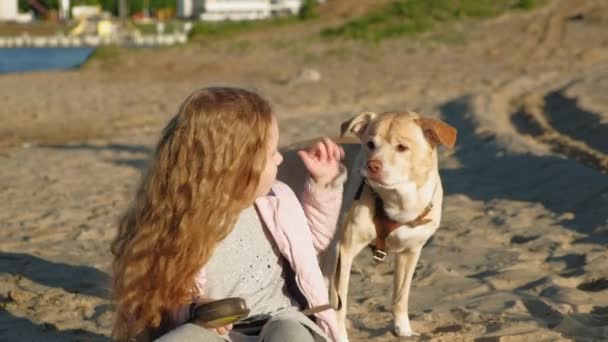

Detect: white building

[201,0,271,21]
[177,0,302,21]
[178,0,204,19]
[0,0,18,22]
[59,0,71,20]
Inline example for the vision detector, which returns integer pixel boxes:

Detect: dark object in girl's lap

[189,297,250,329]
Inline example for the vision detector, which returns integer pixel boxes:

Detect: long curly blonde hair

[111,87,273,341]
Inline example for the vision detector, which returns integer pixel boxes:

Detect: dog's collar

[354,179,437,262]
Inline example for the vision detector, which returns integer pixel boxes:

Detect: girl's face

[255,116,283,198]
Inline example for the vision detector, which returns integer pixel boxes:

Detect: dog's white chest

[386,225,435,253]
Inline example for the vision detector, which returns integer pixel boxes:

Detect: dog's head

[341,111,457,189]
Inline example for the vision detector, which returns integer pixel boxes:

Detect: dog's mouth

[361,171,401,189]
[367,178,397,189]
[360,161,412,190]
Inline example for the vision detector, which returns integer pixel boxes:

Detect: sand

[1,0,607,340]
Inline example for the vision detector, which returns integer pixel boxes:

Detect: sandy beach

[1,0,607,340]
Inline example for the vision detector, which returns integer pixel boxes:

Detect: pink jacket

[173,174,345,341]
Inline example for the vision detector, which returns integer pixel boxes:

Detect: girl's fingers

[216,324,233,335]
[323,137,337,162]
[322,137,342,162]
[332,141,341,161]
[322,137,335,161]
[317,141,327,163]
[307,138,344,164]
[298,150,315,171]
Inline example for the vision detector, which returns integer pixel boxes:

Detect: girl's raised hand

[298,137,344,188]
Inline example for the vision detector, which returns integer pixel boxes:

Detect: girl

[111,87,345,342]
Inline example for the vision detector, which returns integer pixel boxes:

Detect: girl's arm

[297,137,347,252]
[301,166,347,253]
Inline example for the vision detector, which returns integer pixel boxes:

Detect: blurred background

[0,0,607,341]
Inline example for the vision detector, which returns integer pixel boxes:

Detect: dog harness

[354,180,437,262]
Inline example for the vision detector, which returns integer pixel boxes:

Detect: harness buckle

[372,248,387,263]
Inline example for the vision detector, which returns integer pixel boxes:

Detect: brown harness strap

[371,195,433,262]
[353,180,436,263]
[300,303,334,316]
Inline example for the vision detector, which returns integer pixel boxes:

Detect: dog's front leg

[335,230,372,342]
[392,246,422,337]
[333,189,376,342]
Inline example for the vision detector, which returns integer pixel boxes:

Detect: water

[0,47,96,74]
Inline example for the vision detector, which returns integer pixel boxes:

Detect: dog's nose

[367,159,382,175]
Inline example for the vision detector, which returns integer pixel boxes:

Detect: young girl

[111,87,345,342]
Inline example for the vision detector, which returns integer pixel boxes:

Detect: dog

[277,110,456,341]
[331,111,456,340]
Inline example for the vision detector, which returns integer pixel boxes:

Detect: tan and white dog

[277,111,456,341]
[332,111,456,340]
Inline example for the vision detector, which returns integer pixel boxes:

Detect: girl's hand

[193,297,233,336]
[298,137,345,188]
[213,323,233,336]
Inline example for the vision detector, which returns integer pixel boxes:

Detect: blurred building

[59,0,71,20]
[0,0,18,21]
[0,0,33,23]
[178,0,303,21]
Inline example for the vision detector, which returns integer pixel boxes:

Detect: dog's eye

[367,141,375,150]
[396,144,409,152]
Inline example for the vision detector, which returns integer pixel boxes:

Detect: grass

[321,0,545,42]
[83,16,305,66]
[0,21,76,36]
[81,46,124,69]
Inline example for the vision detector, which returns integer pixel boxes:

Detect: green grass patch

[321,0,545,42]
[87,46,122,62]
[81,46,124,69]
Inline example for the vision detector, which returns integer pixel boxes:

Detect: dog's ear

[417,118,457,149]
[340,112,377,139]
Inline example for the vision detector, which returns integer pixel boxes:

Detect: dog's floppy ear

[340,112,377,139]
[417,118,457,149]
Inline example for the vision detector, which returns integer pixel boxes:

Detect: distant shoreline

[0,47,95,73]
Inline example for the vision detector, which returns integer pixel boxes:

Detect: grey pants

[155,318,317,342]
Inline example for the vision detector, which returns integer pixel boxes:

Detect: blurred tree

[118,0,127,17]
[72,0,101,5]
[128,0,176,13]
[20,0,59,12]
[19,0,59,17]
[19,0,177,16]
[18,0,29,11]
[299,0,317,19]
[20,0,117,13]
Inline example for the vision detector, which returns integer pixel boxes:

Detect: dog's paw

[336,326,350,342]
[394,328,419,338]
[394,324,419,338]
[338,335,350,342]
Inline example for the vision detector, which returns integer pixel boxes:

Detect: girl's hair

[110,87,273,340]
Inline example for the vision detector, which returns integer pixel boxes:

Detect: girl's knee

[155,323,226,342]
[262,319,315,342]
